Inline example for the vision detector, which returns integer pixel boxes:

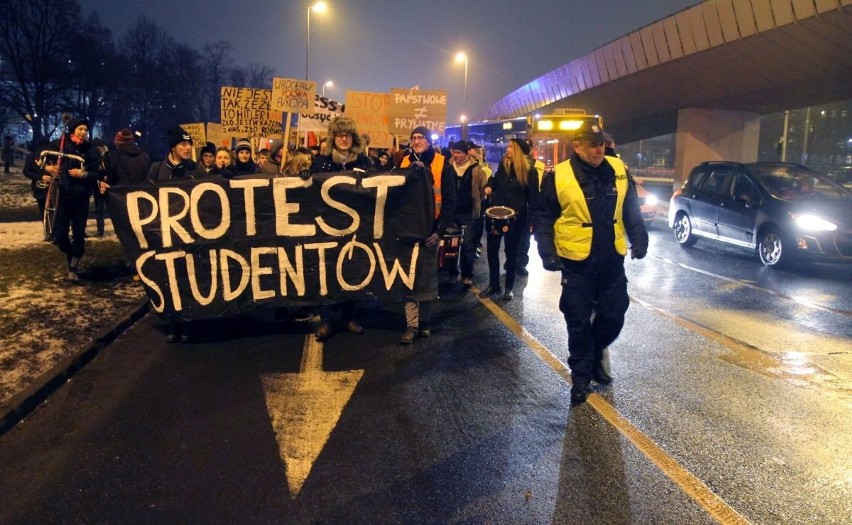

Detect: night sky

[78,0,699,122]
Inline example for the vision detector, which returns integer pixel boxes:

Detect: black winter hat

[511,137,531,156]
[200,142,216,156]
[167,126,193,149]
[66,117,89,134]
[410,126,432,144]
[450,140,470,153]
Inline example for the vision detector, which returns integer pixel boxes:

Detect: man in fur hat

[311,116,374,173]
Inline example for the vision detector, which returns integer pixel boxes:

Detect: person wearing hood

[233,139,259,175]
[310,116,374,173]
[310,117,372,342]
[107,129,150,186]
[147,126,196,182]
[261,140,285,174]
[40,117,103,282]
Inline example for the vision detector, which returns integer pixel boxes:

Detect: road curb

[0,298,151,437]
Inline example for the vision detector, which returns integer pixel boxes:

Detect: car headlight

[644,194,658,207]
[792,213,837,231]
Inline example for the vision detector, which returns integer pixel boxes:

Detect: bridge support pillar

[673,108,761,189]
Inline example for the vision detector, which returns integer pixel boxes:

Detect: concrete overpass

[479,0,852,183]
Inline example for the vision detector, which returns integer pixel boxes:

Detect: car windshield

[748,164,852,201]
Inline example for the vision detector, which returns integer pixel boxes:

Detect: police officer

[534,121,648,404]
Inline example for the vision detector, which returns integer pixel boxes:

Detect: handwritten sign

[345,91,393,149]
[271,77,316,114]
[299,96,346,132]
[387,88,448,136]
[220,86,283,137]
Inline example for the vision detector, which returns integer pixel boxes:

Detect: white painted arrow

[260,335,364,498]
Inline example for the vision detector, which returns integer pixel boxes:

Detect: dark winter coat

[146,157,197,183]
[107,143,151,186]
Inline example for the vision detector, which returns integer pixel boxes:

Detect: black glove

[542,256,562,272]
[630,247,647,260]
[410,160,426,171]
[298,169,312,181]
[424,233,440,249]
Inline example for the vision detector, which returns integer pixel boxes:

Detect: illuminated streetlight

[306,1,328,81]
[322,80,333,97]
[455,51,469,139]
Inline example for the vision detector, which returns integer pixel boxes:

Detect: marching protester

[447,140,488,287]
[211,146,236,178]
[534,121,648,404]
[23,141,51,219]
[375,150,393,171]
[516,142,546,276]
[232,139,259,175]
[147,126,196,183]
[283,147,313,178]
[40,117,103,282]
[395,126,457,344]
[467,141,491,260]
[261,140,284,174]
[480,138,535,301]
[256,148,271,170]
[146,126,197,342]
[107,128,151,186]
[192,141,217,177]
[90,139,109,237]
[309,116,373,341]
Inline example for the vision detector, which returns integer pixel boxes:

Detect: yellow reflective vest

[553,156,628,261]
[400,152,445,219]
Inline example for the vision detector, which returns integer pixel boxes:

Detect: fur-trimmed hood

[322,116,365,156]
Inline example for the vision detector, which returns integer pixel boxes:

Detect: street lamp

[322,80,333,97]
[455,51,469,138]
[306,1,328,81]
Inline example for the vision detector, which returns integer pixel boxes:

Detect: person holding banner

[192,142,217,177]
[310,117,373,341]
[233,140,259,175]
[396,126,457,344]
[210,147,236,178]
[146,126,196,183]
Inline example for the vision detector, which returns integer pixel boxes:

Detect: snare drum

[484,206,517,236]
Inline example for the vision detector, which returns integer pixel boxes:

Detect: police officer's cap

[574,121,607,143]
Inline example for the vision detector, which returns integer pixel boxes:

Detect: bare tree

[0,0,79,143]
[202,41,233,122]
[230,63,275,90]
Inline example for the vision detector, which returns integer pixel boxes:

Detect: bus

[444,109,603,168]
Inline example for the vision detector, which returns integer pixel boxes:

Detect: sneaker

[420,327,431,337]
[314,322,333,342]
[461,277,473,287]
[502,289,514,301]
[570,381,590,404]
[66,271,79,282]
[400,326,418,344]
[345,320,364,335]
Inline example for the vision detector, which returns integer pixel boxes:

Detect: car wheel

[673,212,697,247]
[757,226,793,267]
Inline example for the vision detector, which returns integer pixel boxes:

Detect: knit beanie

[67,117,89,134]
[235,140,252,153]
[200,141,216,156]
[450,140,469,153]
[411,126,432,144]
[114,129,134,147]
[167,126,192,149]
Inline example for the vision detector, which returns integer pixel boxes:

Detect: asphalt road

[1,216,850,524]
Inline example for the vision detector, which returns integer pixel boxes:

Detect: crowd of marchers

[21,113,648,405]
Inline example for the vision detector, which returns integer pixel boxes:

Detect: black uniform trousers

[558,258,629,384]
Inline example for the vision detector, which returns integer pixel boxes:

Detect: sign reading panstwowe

[220,87,282,137]
[387,88,448,136]
[106,171,436,321]
[345,91,393,149]
[271,77,316,114]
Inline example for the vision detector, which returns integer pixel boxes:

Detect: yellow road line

[473,287,752,525]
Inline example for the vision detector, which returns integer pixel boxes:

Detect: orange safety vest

[400,152,445,218]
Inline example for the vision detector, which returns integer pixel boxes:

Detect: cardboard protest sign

[220,86,283,137]
[388,88,448,137]
[271,77,315,114]
[345,91,393,149]
[180,123,206,146]
[300,96,345,133]
[206,123,232,148]
[106,170,437,321]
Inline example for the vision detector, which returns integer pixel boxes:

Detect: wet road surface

[1,218,850,524]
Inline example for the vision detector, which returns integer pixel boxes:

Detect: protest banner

[220,86,283,137]
[345,91,393,149]
[387,88,448,137]
[299,95,345,133]
[271,77,315,114]
[106,170,435,321]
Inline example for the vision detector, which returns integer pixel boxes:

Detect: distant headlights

[792,213,838,231]
[643,194,658,207]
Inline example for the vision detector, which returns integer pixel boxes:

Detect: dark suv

[668,162,852,267]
